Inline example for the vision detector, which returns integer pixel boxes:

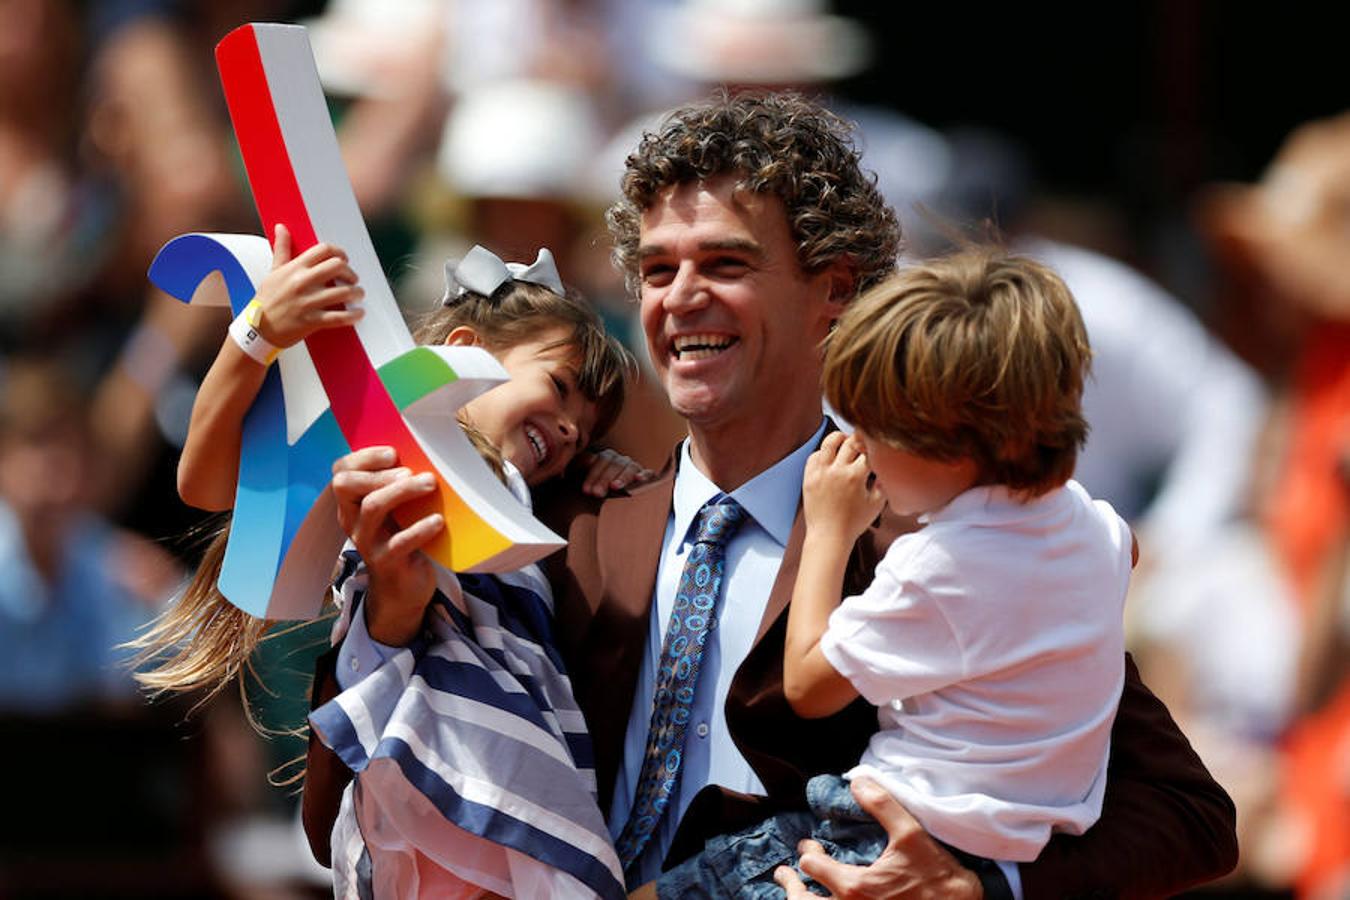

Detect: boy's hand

[252,223,366,348]
[803,432,885,543]
[578,448,656,497]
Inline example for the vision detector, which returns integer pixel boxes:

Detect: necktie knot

[691,497,747,548]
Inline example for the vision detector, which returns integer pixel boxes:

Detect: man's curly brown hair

[606,91,901,298]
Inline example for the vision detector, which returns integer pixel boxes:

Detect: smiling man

[633,180,849,487]
[302,91,1237,898]
[544,91,1236,898]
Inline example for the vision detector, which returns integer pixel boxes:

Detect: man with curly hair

[304,91,1237,898]
[552,91,1235,898]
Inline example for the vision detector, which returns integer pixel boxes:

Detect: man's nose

[663,263,709,314]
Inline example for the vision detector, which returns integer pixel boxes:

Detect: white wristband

[228,298,280,366]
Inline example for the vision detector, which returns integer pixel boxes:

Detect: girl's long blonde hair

[131,276,633,709]
[131,518,267,704]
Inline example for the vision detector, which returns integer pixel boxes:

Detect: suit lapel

[751,421,841,645]
[596,468,673,623]
[572,462,675,814]
[754,504,805,645]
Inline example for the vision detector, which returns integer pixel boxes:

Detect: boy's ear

[443,325,484,347]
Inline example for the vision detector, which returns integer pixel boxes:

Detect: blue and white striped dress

[310,543,625,900]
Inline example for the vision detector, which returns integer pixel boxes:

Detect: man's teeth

[672,334,735,360]
[525,425,546,463]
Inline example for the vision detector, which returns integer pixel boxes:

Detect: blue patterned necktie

[615,496,748,876]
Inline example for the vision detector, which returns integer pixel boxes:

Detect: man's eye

[641,265,674,285]
[711,258,749,275]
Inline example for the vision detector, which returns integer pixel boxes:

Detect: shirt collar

[671,419,828,548]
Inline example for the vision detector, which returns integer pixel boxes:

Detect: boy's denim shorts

[657,774,887,899]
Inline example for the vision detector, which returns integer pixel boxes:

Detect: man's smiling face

[637,176,842,435]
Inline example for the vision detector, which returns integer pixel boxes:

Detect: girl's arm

[178,333,270,510]
[178,225,364,509]
[783,432,885,719]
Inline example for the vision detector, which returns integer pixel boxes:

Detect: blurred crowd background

[0,0,1345,897]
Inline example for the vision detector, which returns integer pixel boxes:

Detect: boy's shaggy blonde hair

[824,247,1091,497]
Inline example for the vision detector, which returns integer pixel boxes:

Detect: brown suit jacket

[304,453,1238,899]
[533,456,1238,899]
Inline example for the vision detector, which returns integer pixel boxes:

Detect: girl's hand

[252,224,366,349]
[578,448,656,497]
[803,432,885,544]
[331,446,442,647]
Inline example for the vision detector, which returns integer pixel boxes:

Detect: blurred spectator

[0,0,119,354]
[0,356,177,712]
[886,129,1271,563]
[592,0,967,243]
[1199,109,1350,898]
[81,3,252,533]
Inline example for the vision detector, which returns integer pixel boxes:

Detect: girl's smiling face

[452,326,599,486]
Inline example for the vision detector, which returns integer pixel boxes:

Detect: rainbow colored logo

[148,25,562,619]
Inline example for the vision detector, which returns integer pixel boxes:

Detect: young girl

[136,230,644,898]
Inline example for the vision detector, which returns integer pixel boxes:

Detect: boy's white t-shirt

[819,479,1132,862]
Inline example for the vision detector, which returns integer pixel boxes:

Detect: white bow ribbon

[443,245,565,304]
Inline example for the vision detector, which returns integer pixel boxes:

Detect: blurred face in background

[0,419,90,533]
[1209,113,1350,320]
[0,361,93,536]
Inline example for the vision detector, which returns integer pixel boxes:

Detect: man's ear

[821,259,858,318]
[443,325,484,347]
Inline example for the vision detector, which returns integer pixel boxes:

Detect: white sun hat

[437,78,604,200]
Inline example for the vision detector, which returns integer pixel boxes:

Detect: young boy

[657,247,1135,897]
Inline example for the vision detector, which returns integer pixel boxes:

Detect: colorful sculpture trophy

[149,24,563,620]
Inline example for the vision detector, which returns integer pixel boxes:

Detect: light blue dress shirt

[609,421,827,884]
